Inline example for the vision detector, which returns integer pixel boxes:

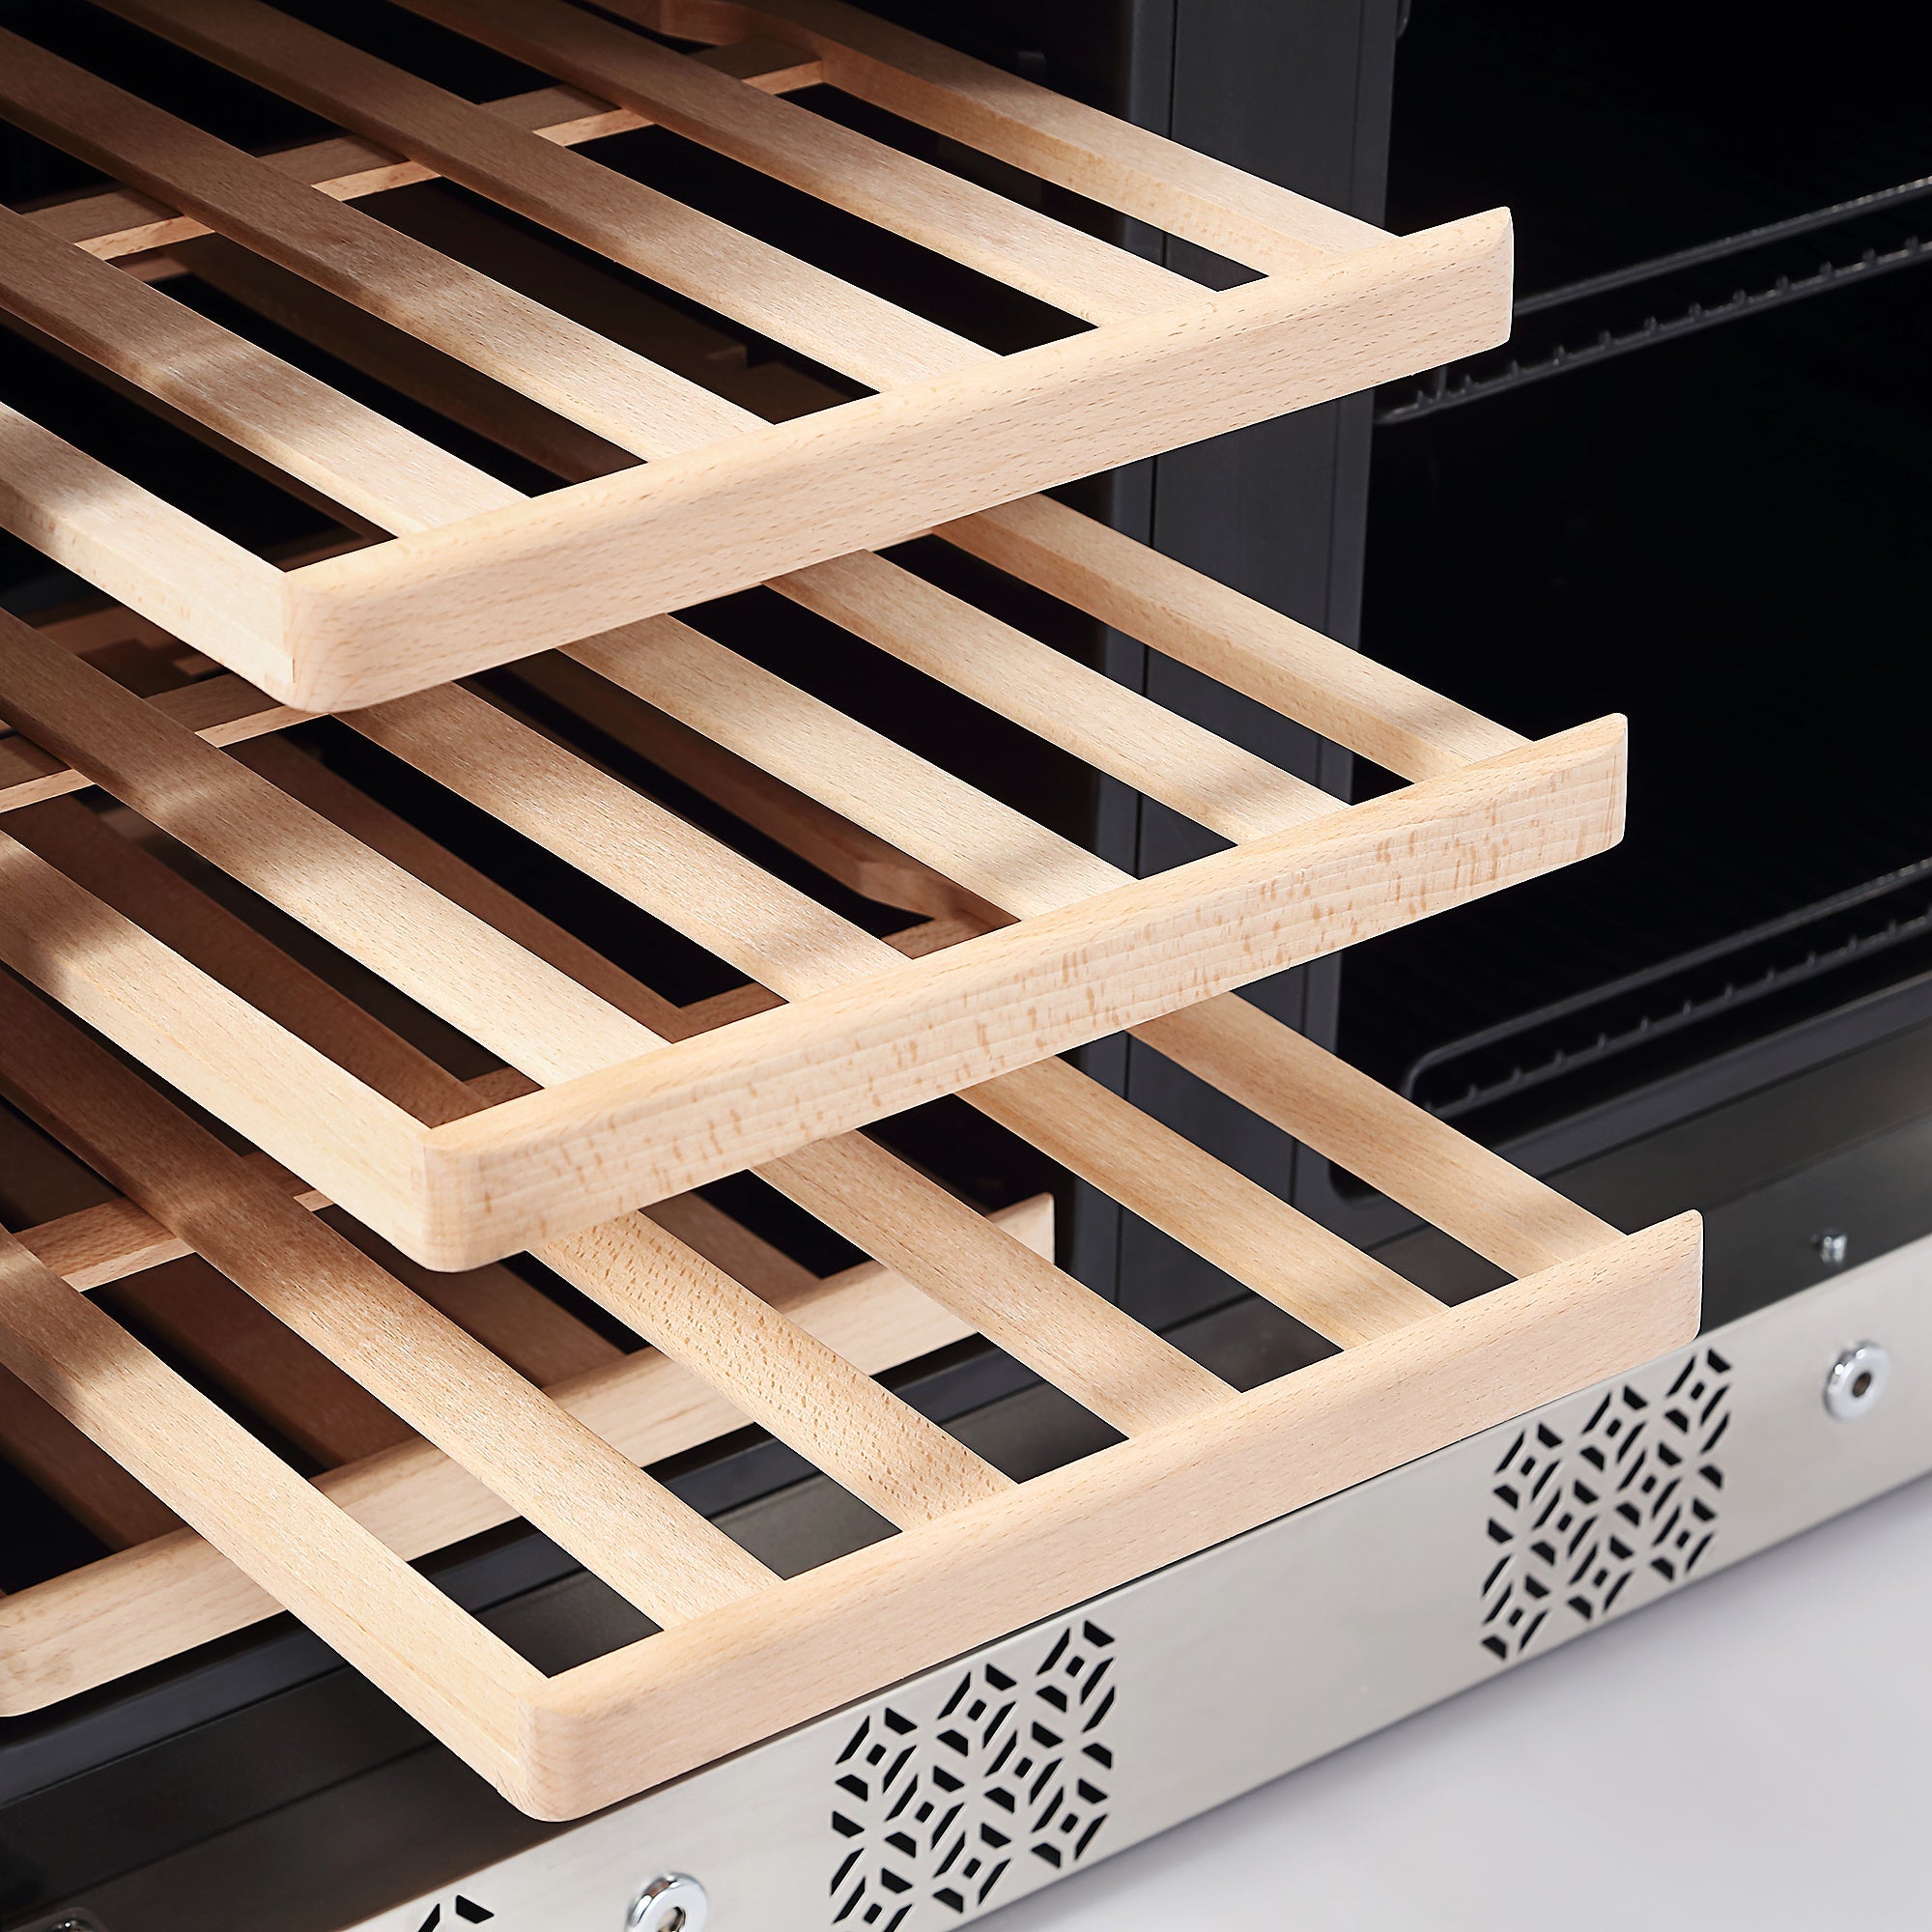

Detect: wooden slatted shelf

[0,0,1510,709]
[0,588,1696,1819]
[0,941,1698,1817]
[0,0,1700,1825]
[0,498,1625,1270]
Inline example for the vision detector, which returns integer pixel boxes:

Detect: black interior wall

[1300,0,1932,1248]
[1062,0,1403,1331]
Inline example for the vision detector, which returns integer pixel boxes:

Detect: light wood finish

[623,0,1392,267]
[527,1212,1700,1819]
[537,1216,1009,1523]
[1132,999,1620,1277]
[0,0,1511,708]
[0,1223,545,1789]
[0,595,1623,1269]
[279,213,1511,710]
[416,717,1620,1265]
[22,47,825,263]
[0,203,515,537]
[963,1056,1441,1348]
[0,974,777,1626]
[1,723,1012,1529]
[0,610,663,1088]
[0,345,1622,1285]
[0,671,308,817]
[562,606,1616,1285]
[390,0,1194,325]
[352,680,1430,1351]
[0,30,753,462]
[0,13,1691,1810]
[500,654,994,921]
[100,0,990,393]
[1,1207,1700,1817]
[249,706,1218,1441]
[0,401,288,697]
[103,1255,409,1467]
[941,493,1528,782]
[0,640,1685,1820]
[772,550,1346,838]
[0,1196,1050,1710]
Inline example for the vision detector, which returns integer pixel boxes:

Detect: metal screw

[627,1874,707,1932]
[1824,1342,1890,1421]
[1814,1229,1850,1268]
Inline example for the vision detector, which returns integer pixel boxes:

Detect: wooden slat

[0,1224,541,1793]
[774,550,1346,838]
[278,212,1512,710]
[414,719,1623,1262]
[351,682,888,999]
[942,495,1527,781]
[1132,999,1620,1275]
[0,1197,1049,1712]
[628,0,1391,266]
[2,839,999,1511]
[0,401,289,696]
[332,1226,621,1390]
[150,216,1351,888]
[760,1134,1225,1431]
[0,671,306,817]
[5,793,464,1127]
[14,738,1009,1530]
[323,689,1223,1430]
[526,1212,1703,1817]
[0,204,520,537]
[0,28,751,460]
[575,615,1121,915]
[9,1075,1048,1321]
[0,834,431,1244]
[500,654,994,921]
[9,800,627,1388]
[102,0,990,393]
[240,734,689,1042]
[569,614,1612,1275]
[538,1215,1010,1521]
[172,234,635,490]
[104,1254,409,1466]
[393,0,1196,326]
[359,680,1435,1350]
[26,44,828,262]
[0,1365,185,1548]
[963,1056,1441,1347]
[0,611,660,1086]
[0,974,776,1626]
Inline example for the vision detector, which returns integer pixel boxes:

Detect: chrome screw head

[627,1873,707,1932]
[1824,1342,1890,1421]
[1814,1229,1851,1268]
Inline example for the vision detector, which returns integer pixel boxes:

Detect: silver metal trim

[625,1873,708,1932]
[1824,1341,1891,1420]
[339,1231,1932,1932]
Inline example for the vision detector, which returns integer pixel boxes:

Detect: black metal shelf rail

[1403,859,1932,1122]
[1378,174,1932,423]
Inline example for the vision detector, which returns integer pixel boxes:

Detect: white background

[988,1470,1932,1929]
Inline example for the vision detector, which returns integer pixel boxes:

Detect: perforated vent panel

[1481,1346,1733,1660]
[829,1619,1119,1927]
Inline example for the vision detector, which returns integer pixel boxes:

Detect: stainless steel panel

[346,1232,1932,1931]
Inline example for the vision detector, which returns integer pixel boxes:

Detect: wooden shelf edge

[405,715,1618,1269]
[512,1212,1702,1819]
[274,212,1512,711]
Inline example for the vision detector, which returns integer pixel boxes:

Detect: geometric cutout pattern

[413,1896,495,1929]
[1482,1346,1732,1662]
[830,1619,1117,1927]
